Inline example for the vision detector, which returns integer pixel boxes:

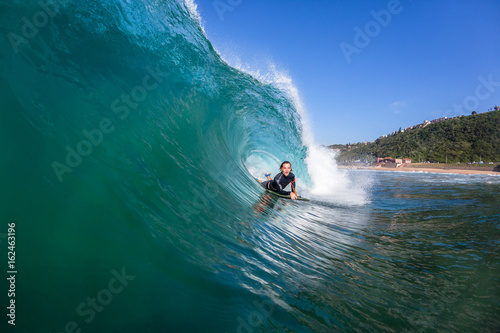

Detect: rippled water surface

[232,171,500,332]
[11,170,498,332]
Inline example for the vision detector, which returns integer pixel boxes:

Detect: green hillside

[336,110,500,163]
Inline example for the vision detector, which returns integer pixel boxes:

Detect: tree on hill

[335,110,500,164]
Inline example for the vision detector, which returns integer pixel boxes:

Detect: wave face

[2,1,499,332]
[1,0,308,260]
[1,0,316,331]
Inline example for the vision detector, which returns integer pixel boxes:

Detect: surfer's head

[280,161,292,176]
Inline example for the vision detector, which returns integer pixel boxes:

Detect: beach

[340,164,500,176]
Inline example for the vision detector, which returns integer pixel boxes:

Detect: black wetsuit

[261,172,296,195]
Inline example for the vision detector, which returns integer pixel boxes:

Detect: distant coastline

[331,110,500,165]
[339,163,499,176]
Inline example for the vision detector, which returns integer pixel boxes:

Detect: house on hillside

[430,117,448,124]
[377,157,395,164]
[376,157,411,167]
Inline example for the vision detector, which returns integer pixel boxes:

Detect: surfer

[257,161,297,200]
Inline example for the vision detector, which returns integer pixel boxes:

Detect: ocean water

[1,1,499,332]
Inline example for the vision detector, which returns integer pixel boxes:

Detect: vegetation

[335,110,500,164]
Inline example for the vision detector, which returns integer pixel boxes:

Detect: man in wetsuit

[258,161,297,200]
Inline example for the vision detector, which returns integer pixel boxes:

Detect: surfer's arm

[290,178,297,200]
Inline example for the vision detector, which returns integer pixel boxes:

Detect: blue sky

[195,0,500,145]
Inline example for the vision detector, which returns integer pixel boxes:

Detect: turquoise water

[1,1,499,332]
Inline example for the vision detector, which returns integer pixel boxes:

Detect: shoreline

[339,165,500,176]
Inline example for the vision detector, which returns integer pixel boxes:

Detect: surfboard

[256,179,310,201]
[265,190,310,201]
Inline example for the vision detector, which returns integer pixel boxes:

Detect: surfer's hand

[290,192,297,200]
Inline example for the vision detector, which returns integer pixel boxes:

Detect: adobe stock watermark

[236,298,274,333]
[443,74,500,116]
[213,0,243,21]
[51,65,169,183]
[7,0,69,54]
[51,267,135,333]
[339,0,404,64]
